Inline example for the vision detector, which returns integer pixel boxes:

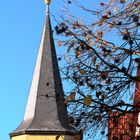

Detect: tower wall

[11,134,81,140]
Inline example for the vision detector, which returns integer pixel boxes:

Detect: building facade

[108,113,134,140]
[108,64,140,140]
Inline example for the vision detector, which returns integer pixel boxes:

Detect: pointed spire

[10,1,80,138]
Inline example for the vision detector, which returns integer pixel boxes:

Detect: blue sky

[0,0,65,139]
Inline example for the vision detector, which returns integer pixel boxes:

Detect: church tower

[9,0,82,140]
[133,62,140,139]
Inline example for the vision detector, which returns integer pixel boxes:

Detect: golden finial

[44,0,51,5]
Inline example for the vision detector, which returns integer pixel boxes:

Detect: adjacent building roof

[10,5,79,137]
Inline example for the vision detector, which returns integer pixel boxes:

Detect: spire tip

[45,0,51,14]
[44,0,51,5]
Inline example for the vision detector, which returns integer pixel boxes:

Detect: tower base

[11,134,81,140]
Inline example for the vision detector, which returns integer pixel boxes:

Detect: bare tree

[55,0,140,138]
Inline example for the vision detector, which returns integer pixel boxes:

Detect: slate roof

[10,7,79,137]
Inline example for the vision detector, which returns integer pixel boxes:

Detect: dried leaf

[84,96,91,106]
[134,2,140,7]
[98,20,105,26]
[107,110,112,115]
[95,38,99,43]
[114,8,118,13]
[109,22,115,28]
[89,40,95,46]
[133,15,139,22]
[80,69,87,75]
[95,63,100,68]
[74,21,79,26]
[92,57,97,64]
[65,31,72,36]
[104,80,109,85]
[107,10,111,15]
[100,72,108,79]
[98,116,102,121]
[102,15,108,20]
[100,2,105,6]
[102,92,107,99]
[85,36,90,41]
[68,56,71,62]
[129,95,133,100]
[134,52,140,56]
[97,31,103,38]
[83,32,87,37]
[103,40,107,45]
[120,0,126,4]
[57,40,62,47]
[67,43,74,53]
[76,51,82,57]
[70,92,76,101]
[64,96,70,104]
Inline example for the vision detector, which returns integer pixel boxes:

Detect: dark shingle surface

[10,13,79,137]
